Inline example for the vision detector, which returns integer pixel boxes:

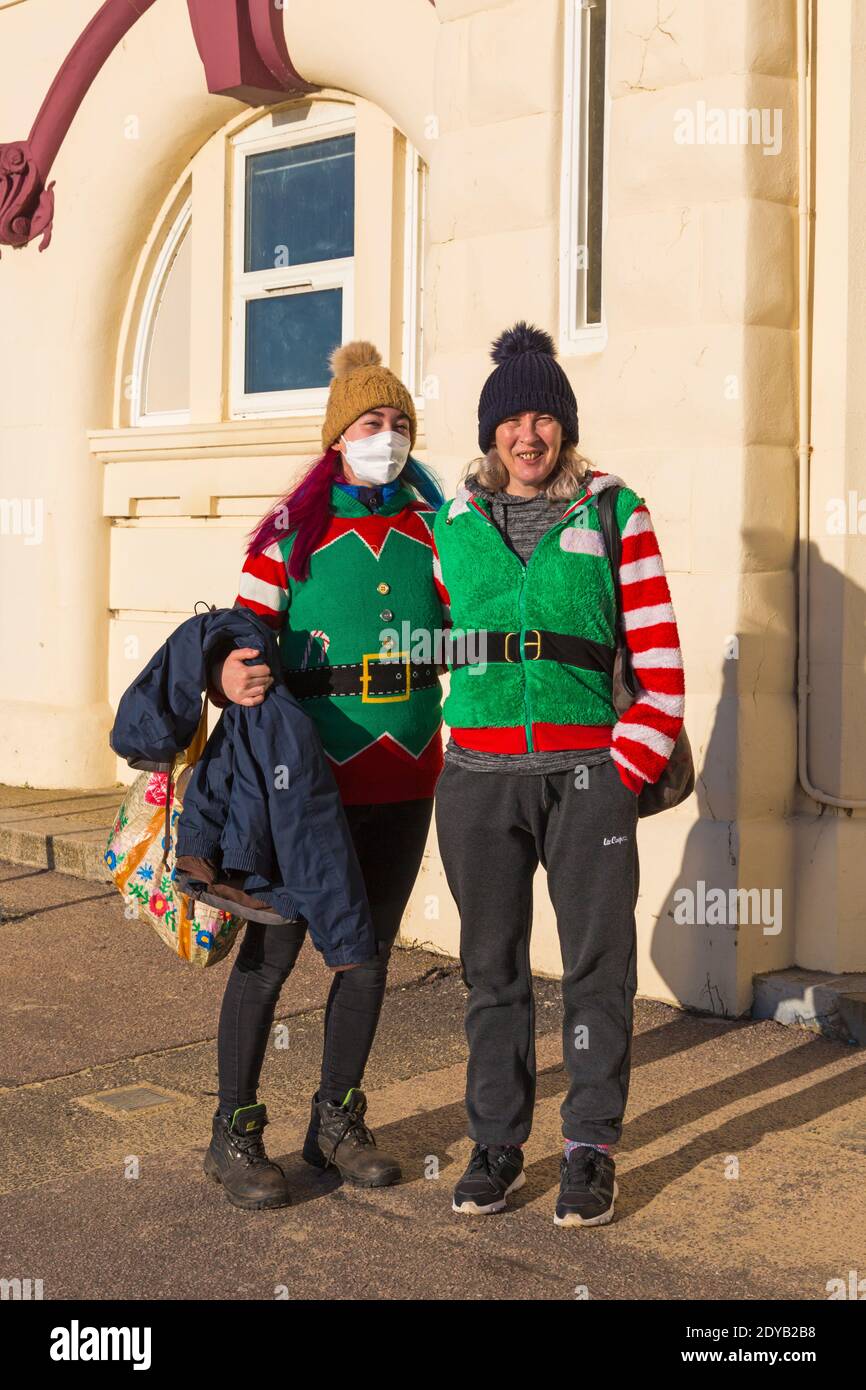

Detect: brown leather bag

[596,487,695,818]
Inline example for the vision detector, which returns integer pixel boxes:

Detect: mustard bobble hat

[321,341,417,451]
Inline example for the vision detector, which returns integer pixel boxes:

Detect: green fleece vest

[433,482,643,749]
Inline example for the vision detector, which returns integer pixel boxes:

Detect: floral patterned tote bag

[103,705,243,967]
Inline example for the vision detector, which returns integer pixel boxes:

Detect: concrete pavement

[2,861,866,1301]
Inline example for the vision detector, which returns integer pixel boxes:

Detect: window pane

[245,135,355,273]
[144,223,191,416]
[244,289,343,394]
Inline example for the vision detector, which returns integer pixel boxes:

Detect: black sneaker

[452,1143,525,1215]
[554,1145,618,1227]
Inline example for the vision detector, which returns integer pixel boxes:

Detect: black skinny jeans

[217,797,434,1117]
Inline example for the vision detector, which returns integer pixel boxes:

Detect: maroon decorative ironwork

[0,0,317,256]
[0,0,160,255]
[0,141,54,252]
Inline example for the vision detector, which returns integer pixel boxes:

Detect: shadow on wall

[648,534,866,1018]
[649,649,741,1019]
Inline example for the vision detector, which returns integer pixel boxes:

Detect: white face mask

[341,429,411,485]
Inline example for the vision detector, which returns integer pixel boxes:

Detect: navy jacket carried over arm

[110,608,375,968]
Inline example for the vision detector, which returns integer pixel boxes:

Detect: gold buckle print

[360,652,412,703]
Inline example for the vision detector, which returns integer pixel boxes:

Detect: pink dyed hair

[246,447,344,582]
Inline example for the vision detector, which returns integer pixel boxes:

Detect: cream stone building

[0,0,862,1020]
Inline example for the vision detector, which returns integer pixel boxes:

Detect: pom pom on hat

[329,340,382,378]
[490,322,556,365]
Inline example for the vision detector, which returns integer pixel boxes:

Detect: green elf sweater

[236,483,445,804]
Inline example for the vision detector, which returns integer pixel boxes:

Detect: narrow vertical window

[560,0,608,347]
[401,145,427,400]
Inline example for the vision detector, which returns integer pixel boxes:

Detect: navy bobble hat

[477,322,579,452]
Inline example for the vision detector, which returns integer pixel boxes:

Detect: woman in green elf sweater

[433,324,685,1228]
[203,343,447,1211]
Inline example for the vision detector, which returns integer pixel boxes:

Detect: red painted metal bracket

[0,0,317,255]
[186,0,317,105]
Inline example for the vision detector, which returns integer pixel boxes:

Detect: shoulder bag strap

[596,485,639,701]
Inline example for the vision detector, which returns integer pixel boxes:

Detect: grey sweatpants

[434,755,640,1147]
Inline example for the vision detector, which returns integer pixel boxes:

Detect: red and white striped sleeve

[610,502,685,794]
[235,541,290,630]
[430,532,453,629]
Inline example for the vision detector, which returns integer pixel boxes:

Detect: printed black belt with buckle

[285,653,439,703]
[447,629,615,677]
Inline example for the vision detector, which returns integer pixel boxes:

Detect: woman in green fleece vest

[432,324,684,1228]
[201,343,448,1211]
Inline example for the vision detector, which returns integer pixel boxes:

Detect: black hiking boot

[203,1103,291,1211]
[302,1088,401,1188]
[554,1145,618,1227]
[452,1143,525,1214]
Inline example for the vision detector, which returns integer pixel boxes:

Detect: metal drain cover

[80,1085,183,1113]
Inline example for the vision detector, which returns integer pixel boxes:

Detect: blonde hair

[463,442,592,502]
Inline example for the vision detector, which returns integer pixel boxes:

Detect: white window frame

[131,195,192,428]
[230,105,356,419]
[559,0,611,355]
[401,143,427,405]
